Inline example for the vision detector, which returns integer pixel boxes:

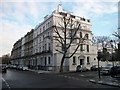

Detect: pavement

[89,75,120,87]
[28,69,55,74]
[28,69,120,88]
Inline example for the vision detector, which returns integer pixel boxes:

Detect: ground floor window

[73,56,76,65]
[45,57,47,66]
[48,57,51,64]
[87,56,90,65]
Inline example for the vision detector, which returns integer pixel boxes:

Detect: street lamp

[110,40,114,66]
[97,50,102,80]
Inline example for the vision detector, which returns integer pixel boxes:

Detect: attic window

[71,15,75,18]
[59,12,67,16]
[82,18,85,21]
[87,19,90,22]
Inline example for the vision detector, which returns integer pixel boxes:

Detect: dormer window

[83,18,85,21]
[59,12,67,16]
[70,15,75,18]
[87,19,90,22]
[85,34,89,39]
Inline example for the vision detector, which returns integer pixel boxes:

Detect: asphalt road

[2,69,120,89]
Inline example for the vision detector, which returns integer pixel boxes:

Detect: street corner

[89,79,120,88]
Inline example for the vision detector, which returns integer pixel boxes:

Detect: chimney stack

[58,4,63,12]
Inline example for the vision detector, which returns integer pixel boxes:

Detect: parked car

[22,66,28,71]
[1,64,7,73]
[91,65,98,71]
[76,65,89,72]
[101,64,113,75]
[91,65,102,71]
[17,65,28,71]
[17,65,23,70]
[11,65,17,69]
[110,65,120,77]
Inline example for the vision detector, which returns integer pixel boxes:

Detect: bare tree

[92,36,110,47]
[112,31,120,64]
[52,14,87,72]
[92,36,111,62]
[112,31,120,40]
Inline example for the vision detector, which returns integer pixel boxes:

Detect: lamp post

[97,50,102,80]
[110,40,114,67]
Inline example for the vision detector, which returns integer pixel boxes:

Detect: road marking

[68,76,72,79]
[59,75,81,81]
[64,76,67,78]
[79,74,85,76]
[2,77,11,89]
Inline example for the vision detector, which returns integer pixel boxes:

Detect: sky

[0,0,119,57]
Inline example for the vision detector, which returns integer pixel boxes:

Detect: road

[1,69,119,89]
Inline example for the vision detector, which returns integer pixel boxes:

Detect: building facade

[11,4,99,72]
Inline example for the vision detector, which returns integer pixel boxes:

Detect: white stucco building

[30,4,99,71]
[11,4,105,72]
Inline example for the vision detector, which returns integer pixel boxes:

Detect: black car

[91,65,102,71]
[76,65,89,72]
[110,66,120,77]
[2,64,7,73]
[90,65,98,71]
[101,64,113,75]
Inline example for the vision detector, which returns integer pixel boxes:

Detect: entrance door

[80,59,84,65]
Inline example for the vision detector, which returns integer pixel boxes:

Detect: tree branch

[53,26,65,43]
[53,36,63,46]
[66,24,81,50]
[113,32,120,39]
[55,49,64,54]
[65,43,80,58]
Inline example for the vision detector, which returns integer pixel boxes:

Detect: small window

[45,57,47,65]
[94,58,96,61]
[80,44,84,51]
[40,37,41,42]
[81,18,85,21]
[48,57,50,64]
[48,32,49,36]
[87,45,89,52]
[40,28,41,33]
[80,32,82,38]
[50,21,52,26]
[87,57,90,65]
[43,46,44,51]
[73,56,76,65]
[87,19,90,22]
[40,47,41,52]
[48,22,50,27]
[85,34,89,39]
[43,26,45,31]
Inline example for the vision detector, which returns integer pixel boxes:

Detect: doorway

[80,59,84,65]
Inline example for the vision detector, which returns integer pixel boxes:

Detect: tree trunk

[59,54,65,72]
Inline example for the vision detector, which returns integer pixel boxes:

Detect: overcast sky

[0,0,119,56]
